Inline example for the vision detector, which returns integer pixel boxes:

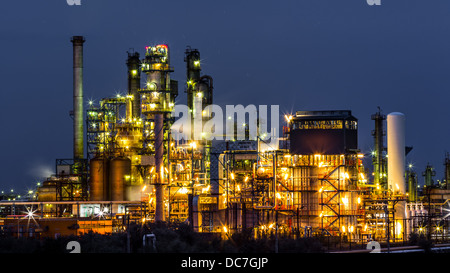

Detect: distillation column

[127,51,141,118]
[140,44,177,221]
[371,109,386,189]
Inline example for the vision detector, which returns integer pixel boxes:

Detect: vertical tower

[371,108,386,189]
[71,36,85,160]
[407,169,417,202]
[184,47,213,138]
[422,163,436,188]
[140,44,178,221]
[127,51,141,119]
[387,112,406,194]
[387,112,406,235]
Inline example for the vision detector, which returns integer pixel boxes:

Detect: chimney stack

[71,36,85,160]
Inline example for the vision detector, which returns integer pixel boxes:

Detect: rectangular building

[289,110,358,155]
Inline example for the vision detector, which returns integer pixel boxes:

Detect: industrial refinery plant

[1,36,450,252]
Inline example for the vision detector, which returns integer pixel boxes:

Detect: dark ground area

[0,222,438,253]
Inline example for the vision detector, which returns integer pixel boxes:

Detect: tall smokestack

[71,36,85,160]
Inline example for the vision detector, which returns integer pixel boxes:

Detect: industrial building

[0,36,449,248]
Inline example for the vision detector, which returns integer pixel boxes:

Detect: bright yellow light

[244,176,249,182]
[357,197,361,204]
[341,197,349,206]
[342,226,346,233]
[395,221,402,236]
[142,185,147,192]
[190,141,197,149]
[202,185,210,194]
[194,60,200,66]
[319,187,324,193]
[349,226,354,233]
[230,173,235,180]
[284,115,293,123]
[180,188,189,194]
[223,226,228,233]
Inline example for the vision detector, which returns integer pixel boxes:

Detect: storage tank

[89,156,109,201]
[109,156,131,201]
[387,112,406,195]
[387,112,406,225]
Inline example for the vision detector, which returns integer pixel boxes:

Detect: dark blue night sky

[1,0,450,193]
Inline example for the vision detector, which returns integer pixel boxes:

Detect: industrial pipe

[154,113,165,221]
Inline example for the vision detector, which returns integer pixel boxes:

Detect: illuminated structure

[286,111,365,238]
[371,108,387,190]
[1,37,450,247]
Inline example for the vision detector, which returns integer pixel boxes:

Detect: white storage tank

[387,112,406,195]
[387,112,406,225]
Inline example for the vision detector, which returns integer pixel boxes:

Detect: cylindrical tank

[387,112,406,194]
[109,156,131,201]
[89,156,109,201]
[387,112,406,222]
